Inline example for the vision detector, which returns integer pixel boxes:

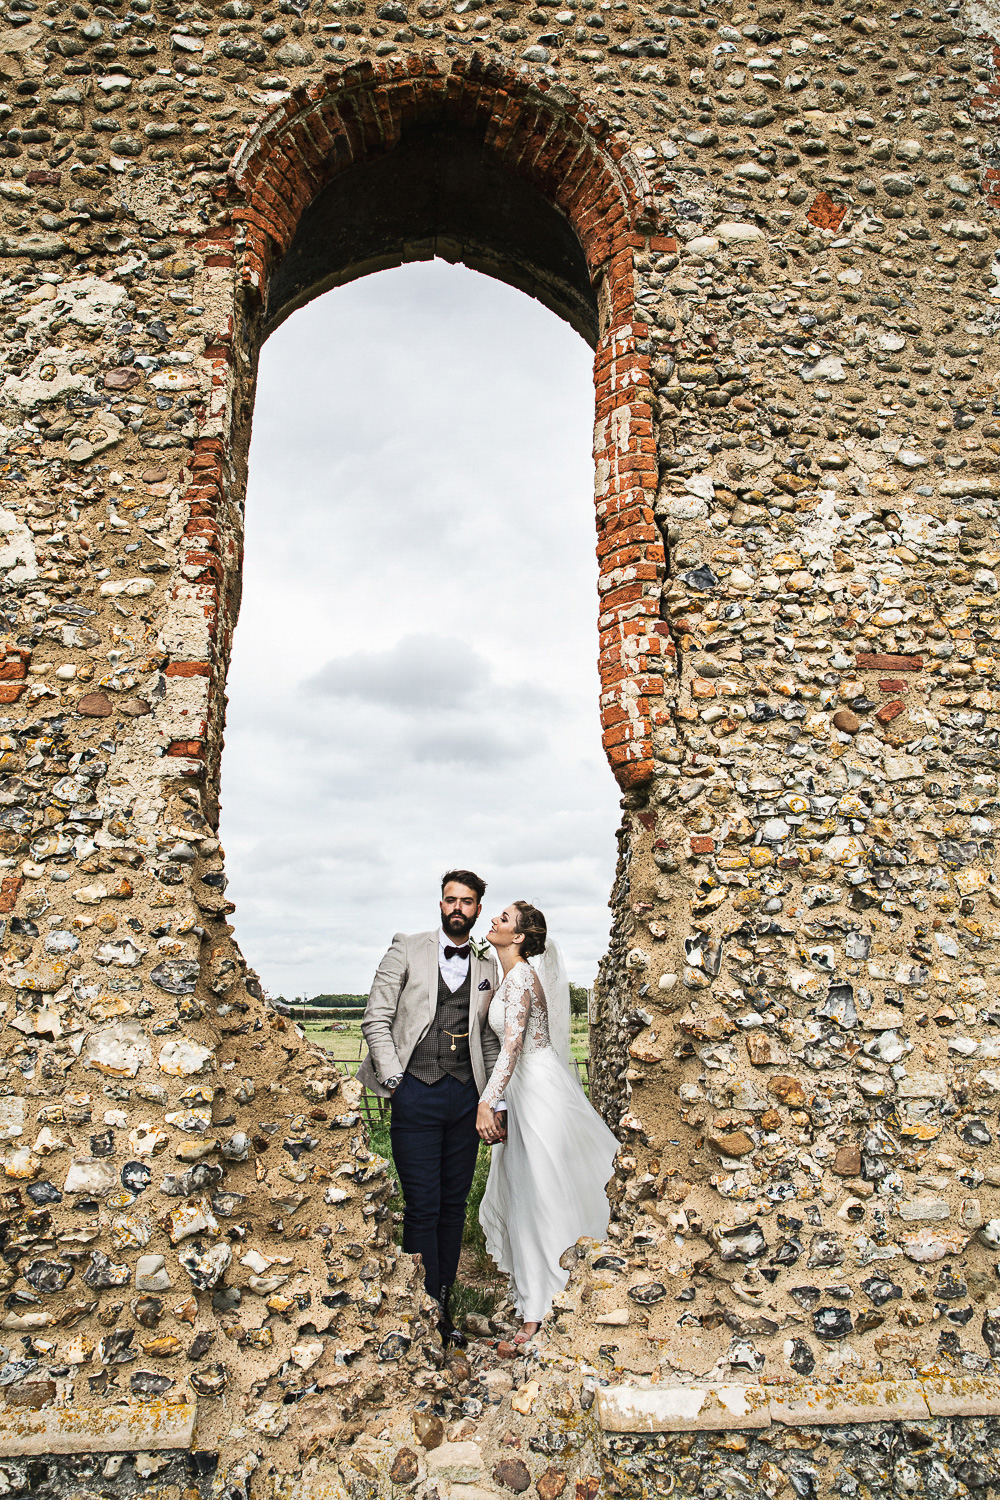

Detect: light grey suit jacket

[358,930,500,1098]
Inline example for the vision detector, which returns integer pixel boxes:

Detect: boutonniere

[470,937,491,961]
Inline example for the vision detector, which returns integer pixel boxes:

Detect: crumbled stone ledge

[0,1393,195,1455]
[597,1372,1000,1431]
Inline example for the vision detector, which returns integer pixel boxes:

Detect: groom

[359,870,504,1346]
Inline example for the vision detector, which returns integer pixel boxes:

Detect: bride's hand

[477,1100,501,1143]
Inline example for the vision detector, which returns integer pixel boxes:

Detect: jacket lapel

[468,949,482,1032]
[425,931,440,1023]
[469,949,494,1028]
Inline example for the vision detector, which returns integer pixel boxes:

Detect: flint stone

[413,1410,444,1449]
[83,1021,152,1078]
[536,1470,567,1500]
[900,1227,968,1262]
[82,1251,130,1289]
[24,1259,74,1293]
[158,1038,214,1076]
[714,1223,767,1262]
[190,1362,227,1396]
[130,1369,174,1396]
[494,1457,531,1493]
[425,1442,485,1484]
[178,1239,231,1290]
[160,1163,223,1198]
[151,959,199,995]
[389,1447,419,1485]
[167,1200,218,1243]
[898,1196,950,1222]
[122,1161,152,1193]
[64,1157,117,1196]
[77,692,114,717]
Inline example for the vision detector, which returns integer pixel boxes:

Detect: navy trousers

[389,1072,480,1302]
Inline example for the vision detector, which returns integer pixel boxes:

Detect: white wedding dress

[478,960,619,1324]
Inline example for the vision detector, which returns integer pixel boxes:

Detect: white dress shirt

[438,928,471,992]
[437,928,505,1113]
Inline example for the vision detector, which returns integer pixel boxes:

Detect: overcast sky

[217,261,620,998]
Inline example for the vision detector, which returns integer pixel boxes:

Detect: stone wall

[0,0,995,1495]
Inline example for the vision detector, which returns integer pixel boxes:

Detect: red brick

[856,653,923,671]
[165,662,212,678]
[0,651,29,682]
[0,876,23,914]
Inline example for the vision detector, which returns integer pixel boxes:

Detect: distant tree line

[275,987,592,1014]
[273,993,367,1008]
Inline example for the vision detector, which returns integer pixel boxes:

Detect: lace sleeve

[481,965,535,1109]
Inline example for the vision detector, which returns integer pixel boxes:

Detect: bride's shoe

[513,1321,539,1345]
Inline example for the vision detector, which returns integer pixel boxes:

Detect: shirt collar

[439,928,470,953]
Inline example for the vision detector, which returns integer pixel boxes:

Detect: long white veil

[529,940,572,1069]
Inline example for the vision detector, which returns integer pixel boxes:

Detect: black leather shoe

[438,1284,468,1349]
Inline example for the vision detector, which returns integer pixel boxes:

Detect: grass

[302,1017,366,1061]
[304,1014,592,1074]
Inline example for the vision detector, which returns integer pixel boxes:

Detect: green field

[303,1014,591,1076]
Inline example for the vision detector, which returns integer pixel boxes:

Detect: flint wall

[0,0,995,1495]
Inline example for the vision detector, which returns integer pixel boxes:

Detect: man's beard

[443,911,475,940]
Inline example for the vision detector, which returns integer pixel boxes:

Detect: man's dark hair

[441,869,486,903]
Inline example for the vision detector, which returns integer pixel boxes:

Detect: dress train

[477,962,619,1324]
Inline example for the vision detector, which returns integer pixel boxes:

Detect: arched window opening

[219,260,618,1018]
[263,124,600,347]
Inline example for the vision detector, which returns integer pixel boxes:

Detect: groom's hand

[476,1100,501,1143]
[493,1110,507,1142]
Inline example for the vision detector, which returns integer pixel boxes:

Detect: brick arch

[221,52,666,788]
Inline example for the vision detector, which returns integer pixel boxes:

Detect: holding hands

[476,1100,507,1145]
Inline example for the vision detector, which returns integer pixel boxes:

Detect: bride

[476,900,620,1344]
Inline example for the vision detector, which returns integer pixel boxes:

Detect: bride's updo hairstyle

[512,901,547,960]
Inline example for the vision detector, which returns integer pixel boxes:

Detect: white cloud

[308,635,490,712]
[219,261,619,996]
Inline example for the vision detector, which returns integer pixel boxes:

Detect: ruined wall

[0,0,994,1496]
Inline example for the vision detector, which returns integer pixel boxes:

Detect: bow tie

[444,944,470,961]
